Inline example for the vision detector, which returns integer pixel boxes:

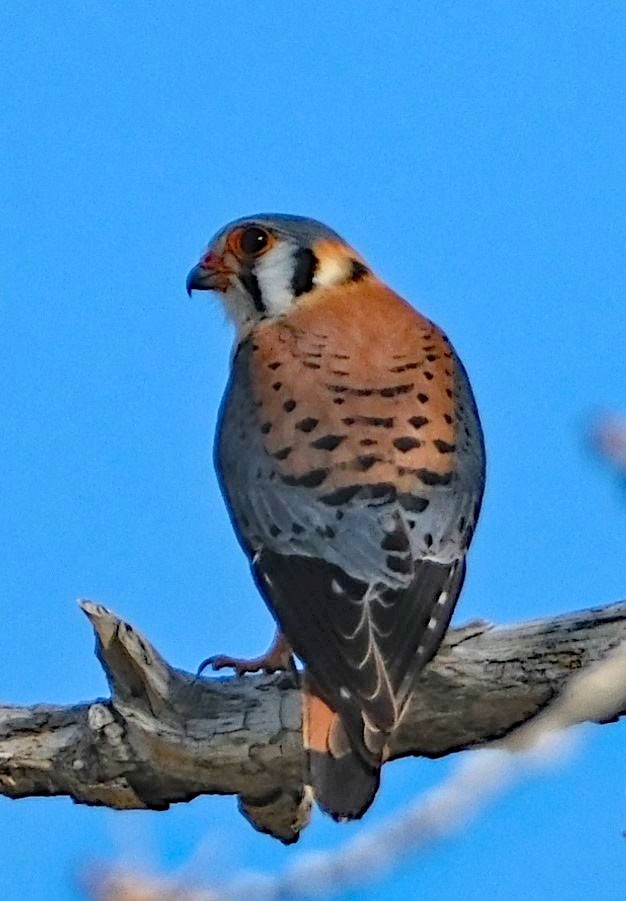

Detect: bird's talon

[195,633,293,678]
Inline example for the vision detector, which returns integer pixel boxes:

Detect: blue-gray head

[186,214,371,332]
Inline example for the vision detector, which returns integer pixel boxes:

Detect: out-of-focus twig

[590,414,626,477]
[84,866,218,901]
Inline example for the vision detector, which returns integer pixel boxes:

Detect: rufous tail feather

[302,674,381,820]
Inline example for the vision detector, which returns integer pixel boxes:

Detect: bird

[187,214,485,821]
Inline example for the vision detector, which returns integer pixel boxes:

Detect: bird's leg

[197,630,294,677]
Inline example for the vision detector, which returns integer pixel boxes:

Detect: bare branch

[1,599,626,847]
[88,631,626,901]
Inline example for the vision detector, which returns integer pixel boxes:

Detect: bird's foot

[197,631,293,677]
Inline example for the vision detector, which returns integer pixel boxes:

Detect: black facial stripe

[291,247,318,297]
[349,259,370,281]
[240,266,265,313]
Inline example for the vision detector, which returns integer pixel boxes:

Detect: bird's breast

[245,286,465,499]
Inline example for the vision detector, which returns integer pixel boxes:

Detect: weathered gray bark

[0,599,625,844]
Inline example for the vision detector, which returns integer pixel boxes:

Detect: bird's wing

[256,547,467,746]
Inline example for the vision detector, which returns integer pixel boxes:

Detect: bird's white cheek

[254,243,297,316]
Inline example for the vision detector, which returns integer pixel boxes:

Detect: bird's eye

[239,226,270,256]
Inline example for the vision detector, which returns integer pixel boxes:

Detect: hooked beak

[186,254,231,296]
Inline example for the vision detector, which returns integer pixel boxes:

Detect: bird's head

[186,214,371,331]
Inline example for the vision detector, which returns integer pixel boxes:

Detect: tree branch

[1,599,625,844]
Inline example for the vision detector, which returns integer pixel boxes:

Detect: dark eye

[239,226,269,256]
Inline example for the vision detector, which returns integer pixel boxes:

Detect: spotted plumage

[188,213,485,820]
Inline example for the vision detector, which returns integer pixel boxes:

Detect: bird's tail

[302,674,381,820]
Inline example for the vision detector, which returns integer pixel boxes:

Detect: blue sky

[1,2,625,898]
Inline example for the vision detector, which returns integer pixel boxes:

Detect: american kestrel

[187,215,485,820]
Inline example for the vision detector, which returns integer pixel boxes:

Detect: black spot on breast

[426,354,438,362]
[359,438,378,446]
[408,416,429,429]
[268,361,281,370]
[272,381,282,391]
[292,522,305,535]
[424,371,434,381]
[269,525,282,538]
[424,533,433,548]
[327,384,348,394]
[380,383,414,397]
[283,399,296,413]
[386,554,413,575]
[433,439,456,454]
[458,516,466,532]
[296,417,319,432]
[261,422,272,434]
[443,413,453,424]
[382,531,410,552]
[365,483,397,502]
[333,353,350,360]
[273,446,292,460]
[292,247,318,296]
[342,417,356,425]
[389,362,419,373]
[282,468,329,488]
[303,361,321,370]
[416,469,453,486]
[356,454,382,471]
[358,416,394,428]
[333,397,345,405]
[320,485,361,505]
[398,494,429,513]
[311,434,347,451]
[417,393,429,403]
[393,436,421,452]
[316,525,336,539]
